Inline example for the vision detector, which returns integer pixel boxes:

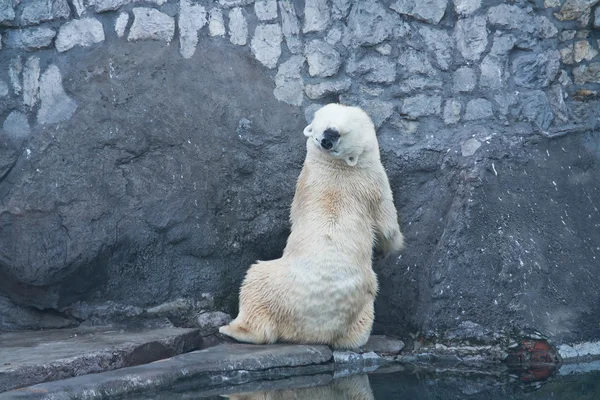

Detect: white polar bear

[219,103,404,349]
[222,374,374,400]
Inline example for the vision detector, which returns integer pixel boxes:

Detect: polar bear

[219,103,404,349]
[222,374,374,400]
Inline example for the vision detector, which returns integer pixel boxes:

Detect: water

[122,364,600,399]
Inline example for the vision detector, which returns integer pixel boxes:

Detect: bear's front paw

[376,230,404,259]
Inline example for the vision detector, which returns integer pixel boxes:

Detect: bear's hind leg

[331,301,374,350]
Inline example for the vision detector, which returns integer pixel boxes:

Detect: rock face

[55,18,105,52]
[1,0,600,350]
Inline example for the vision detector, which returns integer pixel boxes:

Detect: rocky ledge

[0,329,405,396]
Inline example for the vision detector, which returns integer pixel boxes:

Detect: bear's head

[303,103,378,167]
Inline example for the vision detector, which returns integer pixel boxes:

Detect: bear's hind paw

[219,323,267,345]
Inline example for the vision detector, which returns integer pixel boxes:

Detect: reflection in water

[119,364,600,399]
[223,374,374,400]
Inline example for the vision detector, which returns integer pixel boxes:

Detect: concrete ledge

[1,344,334,399]
[0,327,205,393]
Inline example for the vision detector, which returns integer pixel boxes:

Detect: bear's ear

[344,153,359,167]
[303,124,313,137]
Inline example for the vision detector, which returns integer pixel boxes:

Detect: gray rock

[419,26,454,70]
[356,99,394,128]
[464,98,493,120]
[0,38,309,335]
[554,0,600,25]
[278,0,302,54]
[376,44,392,55]
[0,0,15,25]
[401,94,441,119]
[490,33,516,58]
[595,6,600,28]
[128,8,175,43]
[91,0,131,13]
[250,23,282,69]
[303,0,329,33]
[452,67,476,92]
[560,46,574,64]
[360,335,405,355]
[37,65,77,125]
[341,95,395,128]
[254,0,277,21]
[344,0,395,47]
[487,4,535,34]
[0,327,204,392]
[71,0,85,17]
[480,56,503,89]
[208,8,226,37]
[347,55,396,84]
[521,90,554,130]
[455,15,487,62]
[196,311,231,333]
[56,18,105,52]
[229,7,248,46]
[397,76,443,92]
[545,0,561,6]
[577,29,590,38]
[23,56,41,108]
[398,48,437,75]
[0,79,8,97]
[574,40,598,62]
[20,0,70,26]
[389,117,419,136]
[461,138,481,157]
[305,79,351,99]
[443,99,461,124]
[573,62,600,84]
[557,69,573,86]
[453,0,480,15]
[305,40,340,78]
[115,12,130,38]
[494,92,520,119]
[325,26,343,45]
[0,295,76,332]
[3,111,30,138]
[8,56,22,95]
[547,84,570,124]
[561,30,577,41]
[332,350,381,364]
[4,26,56,50]
[536,16,558,38]
[512,50,560,89]
[390,0,447,24]
[331,0,351,19]
[1,343,333,397]
[179,0,207,59]
[273,55,305,106]
[219,0,255,7]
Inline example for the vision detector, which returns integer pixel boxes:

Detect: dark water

[123,364,600,400]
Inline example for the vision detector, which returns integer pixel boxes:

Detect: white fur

[219,103,404,349]
[222,374,374,399]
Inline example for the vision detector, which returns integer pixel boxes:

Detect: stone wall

[2,0,599,135]
[1,0,599,346]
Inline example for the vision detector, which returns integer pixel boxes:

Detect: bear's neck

[305,140,380,170]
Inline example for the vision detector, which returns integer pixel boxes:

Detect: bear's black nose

[320,128,339,150]
[321,138,334,150]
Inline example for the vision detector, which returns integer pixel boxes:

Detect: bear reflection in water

[222,374,374,400]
